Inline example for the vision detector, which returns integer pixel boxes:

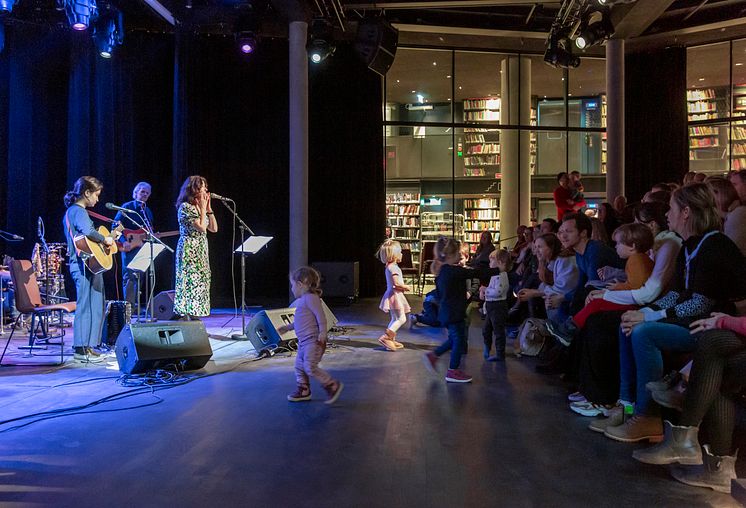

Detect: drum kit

[32,242,67,298]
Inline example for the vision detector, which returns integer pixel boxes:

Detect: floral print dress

[174,202,210,317]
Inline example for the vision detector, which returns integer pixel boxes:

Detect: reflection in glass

[386,48,453,124]
[689,123,728,174]
[686,43,730,121]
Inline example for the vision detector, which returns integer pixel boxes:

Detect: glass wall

[687,41,746,174]
[385,47,606,256]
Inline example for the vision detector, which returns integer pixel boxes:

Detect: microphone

[210,192,233,202]
[37,217,43,239]
[105,202,130,212]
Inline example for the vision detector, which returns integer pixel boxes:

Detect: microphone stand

[117,209,173,322]
[219,199,254,340]
[38,220,50,305]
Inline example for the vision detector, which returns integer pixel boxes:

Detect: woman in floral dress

[174,175,218,319]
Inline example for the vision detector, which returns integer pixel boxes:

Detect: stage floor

[0,298,741,507]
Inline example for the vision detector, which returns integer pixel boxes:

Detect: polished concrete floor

[0,298,741,507]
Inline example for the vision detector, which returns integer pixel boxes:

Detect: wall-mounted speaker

[115,321,213,374]
[354,18,399,76]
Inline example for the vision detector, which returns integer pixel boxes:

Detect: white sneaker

[567,391,586,403]
[570,401,613,417]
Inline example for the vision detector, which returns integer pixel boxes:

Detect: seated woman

[604,183,746,443]
[516,233,577,325]
[570,202,682,420]
[632,312,746,494]
[708,176,746,257]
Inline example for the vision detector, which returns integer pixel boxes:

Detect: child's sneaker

[445,369,473,383]
[324,380,344,405]
[422,352,438,375]
[287,385,311,402]
[393,341,404,349]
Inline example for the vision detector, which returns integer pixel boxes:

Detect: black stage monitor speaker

[245,301,339,354]
[355,18,398,76]
[115,321,213,374]
[311,262,359,300]
[153,290,177,320]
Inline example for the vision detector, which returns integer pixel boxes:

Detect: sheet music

[127,242,167,272]
[234,236,273,254]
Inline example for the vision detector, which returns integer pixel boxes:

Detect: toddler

[279,267,344,404]
[480,249,513,361]
[377,239,411,351]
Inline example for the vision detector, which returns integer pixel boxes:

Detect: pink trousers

[295,339,333,387]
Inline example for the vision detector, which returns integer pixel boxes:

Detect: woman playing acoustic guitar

[63,176,120,363]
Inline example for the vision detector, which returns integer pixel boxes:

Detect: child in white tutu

[377,239,411,351]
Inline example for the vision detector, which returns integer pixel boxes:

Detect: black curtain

[625,47,688,202]
[308,45,385,297]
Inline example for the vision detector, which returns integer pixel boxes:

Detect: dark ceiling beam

[610,0,677,39]
[343,0,561,9]
[394,22,548,38]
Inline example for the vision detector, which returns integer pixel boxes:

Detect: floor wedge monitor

[115,321,213,374]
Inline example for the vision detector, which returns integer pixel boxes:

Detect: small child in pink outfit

[279,267,343,404]
[377,239,412,351]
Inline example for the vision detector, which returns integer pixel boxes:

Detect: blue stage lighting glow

[93,12,123,59]
[0,0,18,13]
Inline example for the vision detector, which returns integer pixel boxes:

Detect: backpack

[515,318,549,357]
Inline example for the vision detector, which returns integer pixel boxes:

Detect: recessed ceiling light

[411,90,416,93]
[737,63,744,66]
[448,98,451,101]
[459,86,462,90]
[569,93,573,96]
[433,62,437,66]
[396,79,400,83]
[446,75,451,79]
[699,78,705,81]
[438,37,444,42]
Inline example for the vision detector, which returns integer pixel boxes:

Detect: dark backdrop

[0,26,384,306]
[625,46,688,202]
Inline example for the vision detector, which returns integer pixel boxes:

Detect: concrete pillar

[499,56,532,247]
[289,21,308,272]
[606,38,625,201]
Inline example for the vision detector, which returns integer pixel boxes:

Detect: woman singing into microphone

[174,176,218,320]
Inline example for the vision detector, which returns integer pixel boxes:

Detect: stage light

[307,19,335,64]
[0,0,18,14]
[65,0,98,31]
[544,36,580,69]
[236,31,257,54]
[576,11,614,49]
[93,11,123,58]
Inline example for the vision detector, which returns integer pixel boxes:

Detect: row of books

[386,204,420,215]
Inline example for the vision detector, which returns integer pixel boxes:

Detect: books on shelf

[464,198,498,209]
[463,98,501,177]
[386,191,421,256]
[462,198,499,251]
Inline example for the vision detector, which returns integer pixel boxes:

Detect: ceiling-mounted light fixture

[307,19,336,64]
[576,11,614,50]
[544,35,580,69]
[65,0,98,31]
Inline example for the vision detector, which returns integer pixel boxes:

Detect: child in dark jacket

[422,237,500,383]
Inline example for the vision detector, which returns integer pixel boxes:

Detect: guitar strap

[64,208,87,261]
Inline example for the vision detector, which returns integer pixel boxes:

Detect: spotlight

[544,36,580,69]
[0,0,18,14]
[93,13,123,59]
[236,31,257,54]
[65,0,98,31]
[307,19,335,64]
[576,11,614,49]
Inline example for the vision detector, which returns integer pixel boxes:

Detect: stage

[0,299,740,507]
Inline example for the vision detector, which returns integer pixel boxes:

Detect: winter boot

[632,420,702,465]
[671,445,738,493]
[378,329,398,351]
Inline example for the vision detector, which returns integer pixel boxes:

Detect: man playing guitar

[115,182,155,310]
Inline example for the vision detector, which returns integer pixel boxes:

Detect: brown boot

[588,405,624,433]
[390,330,404,349]
[604,414,663,443]
[378,329,398,351]
[287,384,311,402]
[323,380,344,405]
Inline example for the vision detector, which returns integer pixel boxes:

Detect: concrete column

[606,38,625,201]
[499,56,532,247]
[289,21,308,272]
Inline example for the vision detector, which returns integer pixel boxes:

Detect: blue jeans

[620,321,697,415]
[69,261,105,348]
[435,322,466,370]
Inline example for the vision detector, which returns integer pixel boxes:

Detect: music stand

[232,235,272,340]
[127,242,167,322]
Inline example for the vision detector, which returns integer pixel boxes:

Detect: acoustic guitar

[118,229,179,252]
[74,224,124,274]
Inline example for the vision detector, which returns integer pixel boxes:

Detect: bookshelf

[687,87,726,121]
[386,191,421,260]
[601,96,607,174]
[463,98,500,178]
[529,107,537,175]
[463,198,499,254]
[732,122,746,170]
[734,84,746,117]
[421,212,464,242]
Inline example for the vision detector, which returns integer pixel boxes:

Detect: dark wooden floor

[0,298,740,507]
